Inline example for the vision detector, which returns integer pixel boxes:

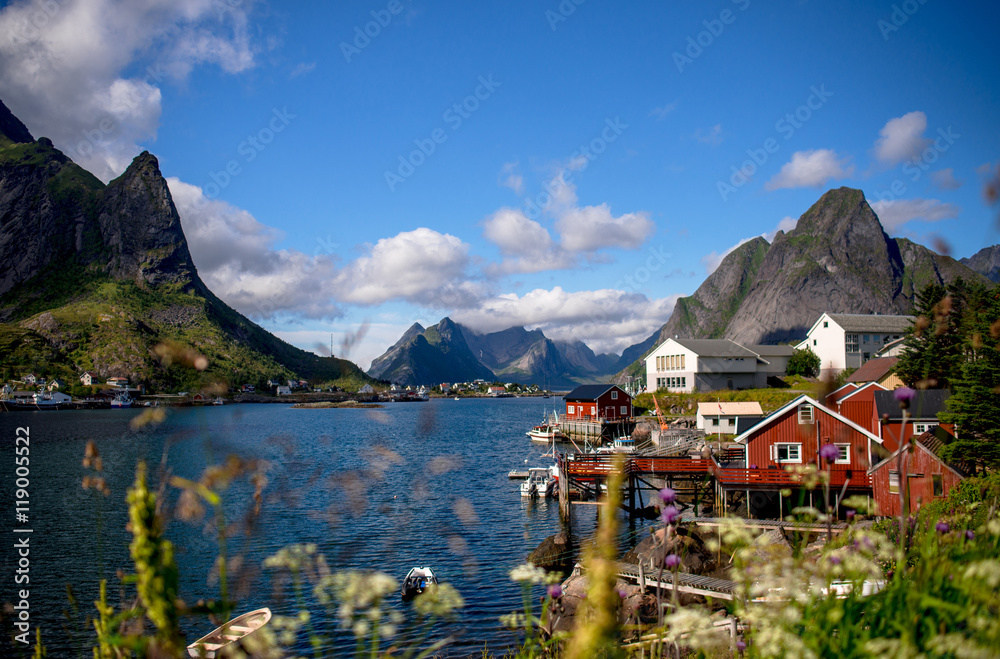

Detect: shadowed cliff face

[961,245,1000,282]
[98,151,201,289]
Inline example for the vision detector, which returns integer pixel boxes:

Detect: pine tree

[895,280,968,389]
[938,284,1000,473]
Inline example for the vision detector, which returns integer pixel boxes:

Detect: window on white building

[846,334,859,353]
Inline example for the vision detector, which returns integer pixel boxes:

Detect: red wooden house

[563,385,632,421]
[734,394,889,479]
[869,427,969,516]
[824,382,858,411]
[872,389,953,453]
[837,382,887,435]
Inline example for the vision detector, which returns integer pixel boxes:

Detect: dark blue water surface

[0,399,654,656]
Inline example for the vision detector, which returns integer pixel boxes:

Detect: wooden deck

[578,561,739,601]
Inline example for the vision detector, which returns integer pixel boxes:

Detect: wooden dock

[577,561,739,601]
[557,452,873,524]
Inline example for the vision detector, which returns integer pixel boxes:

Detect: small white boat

[110,391,133,408]
[187,608,272,658]
[520,467,557,498]
[401,566,438,600]
[212,397,225,405]
[454,396,460,400]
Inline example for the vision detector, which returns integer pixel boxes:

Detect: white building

[796,313,913,374]
[645,338,796,393]
[696,401,764,433]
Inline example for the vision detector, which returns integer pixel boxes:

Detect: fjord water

[0,398,655,656]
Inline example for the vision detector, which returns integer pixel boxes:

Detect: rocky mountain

[0,99,376,391]
[368,318,495,386]
[368,320,622,388]
[961,245,1000,282]
[617,187,988,378]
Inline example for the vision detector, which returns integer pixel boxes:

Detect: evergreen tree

[938,284,1000,474]
[895,280,967,389]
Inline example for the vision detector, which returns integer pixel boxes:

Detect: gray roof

[747,344,797,357]
[827,313,914,333]
[672,339,759,358]
[564,384,629,401]
[874,389,951,420]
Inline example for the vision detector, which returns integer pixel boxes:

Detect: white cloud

[649,101,677,121]
[289,61,317,78]
[870,198,960,232]
[873,111,931,165]
[483,162,654,274]
[168,178,342,320]
[556,205,655,252]
[0,0,254,180]
[765,149,853,190]
[499,161,524,195]
[930,168,962,190]
[335,228,482,307]
[453,287,680,356]
[693,124,723,146]
[766,216,798,241]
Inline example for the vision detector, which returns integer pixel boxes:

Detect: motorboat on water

[212,396,225,405]
[110,391,133,408]
[595,436,636,454]
[526,410,564,443]
[401,566,438,600]
[186,607,272,658]
[520,466,558,498]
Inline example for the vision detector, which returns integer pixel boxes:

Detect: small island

[290,401,383,409]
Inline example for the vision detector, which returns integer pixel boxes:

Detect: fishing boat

[401,566,438,600]
[110,391,133,408]
[212,396,225,405]
[520,467,557,498]
[526,411,563,442]
[186,607,272,658]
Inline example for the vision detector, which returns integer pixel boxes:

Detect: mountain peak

[0,99,33,144]
[794,187,884,242]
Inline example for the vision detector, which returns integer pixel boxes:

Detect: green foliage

[636,387,805,415]
[127,461,184,656]
[895,281,969,389]
[786,347,821,378]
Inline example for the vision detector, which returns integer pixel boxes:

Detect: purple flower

[547,584,562,599]
[936,521,950,534]
[665,554,681,569]
[828,555,841,565]
[661,505,679,525]
[749,464,757,469]
[659,487,676,504]
[894,386,916,409]
[819,443,839,463]
[966,530,975,541]
[617,588,628,599]
[846,510,856,521]
[736,640,747,652]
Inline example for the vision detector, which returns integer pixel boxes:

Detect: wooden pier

[557,452,872,524]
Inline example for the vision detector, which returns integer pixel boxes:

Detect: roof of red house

[847,357,899,384]
[564,384,628,401]
[734,394,884,446]
[874,389,951,421]
[869,426,971,478]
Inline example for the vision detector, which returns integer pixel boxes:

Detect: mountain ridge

[0,100,376,391]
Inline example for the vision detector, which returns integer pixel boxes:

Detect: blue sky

[2,0,998,370]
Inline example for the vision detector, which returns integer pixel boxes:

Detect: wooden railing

[560,454,871,489]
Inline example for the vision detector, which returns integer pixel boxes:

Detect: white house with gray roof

[645,338,795,393]
[796,312,913,374]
